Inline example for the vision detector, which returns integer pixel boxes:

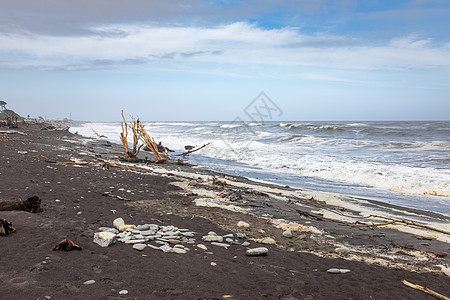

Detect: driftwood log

[0,196,41,213]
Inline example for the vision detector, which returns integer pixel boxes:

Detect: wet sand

[0,121,449,300]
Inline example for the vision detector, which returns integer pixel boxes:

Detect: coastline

[1,121,449,299]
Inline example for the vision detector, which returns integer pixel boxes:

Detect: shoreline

[1,121,449,299]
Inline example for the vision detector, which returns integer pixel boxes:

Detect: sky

[0,0,449,121]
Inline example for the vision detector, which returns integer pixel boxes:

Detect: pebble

[83,280,96,285]
[211,242,230,249]
[335,247,350,254]
[132,244,146,251]
[237,221,250,228]
[160,245,173,253]
[125,239,145,244]
[140,230,155,236]
[261,237,276,245]
[131,230,141,234]
[246,247,268,256]
[202,235,223,242]
[327,268,350,274]
[119,290,128,295]
[172,248,187,254]
[282,230,293,238]
[225,238,234,243]
[223,234,233,238]
[113,218,125,230]
[241,242,250,247]
[197,244,207,250]
[236,233,247,239]
[147,244,161,250]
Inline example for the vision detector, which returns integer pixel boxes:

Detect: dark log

[0,196,41,213]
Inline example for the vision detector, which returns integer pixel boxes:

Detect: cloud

[0,22,449,74]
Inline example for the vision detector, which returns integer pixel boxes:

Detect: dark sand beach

[1,122,449,300]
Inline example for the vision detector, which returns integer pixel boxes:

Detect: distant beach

[71,121,450,216]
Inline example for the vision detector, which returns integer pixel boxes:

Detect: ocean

[70,121,450,216]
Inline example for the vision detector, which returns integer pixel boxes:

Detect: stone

[223,234,233,238]
[236,233,247,239]
[327,268,345,274]
[202,235,223,242]
[261,237,276,245]
[197,244,207,250]
[237,221,250,228]
[140,230,155,236]
[134,234,145,240]
[125,239,145,244]
[225,238,234,243]
[208,231,217,236]
[182,232,195,237]
[211,242,230,249]
[132,244,146,251]
[168,239,180,245]
[282,230,293,238]
[113,218,125,230]
[119,224,136,231]
[339,269,351,274]
[131,230,141,234]
[83,280,96,285]
[246,247,268,256]
[117,232,127,238]
[335,247,350,254]
[93,232,116,247]
[98,227,118,234]
[160,245,172,253]
[147,244,160,250]
[118,236,132,243]
[241,242,250,247]
[119,290,128,295]
[172,248,187,254]
[174,244,185,249]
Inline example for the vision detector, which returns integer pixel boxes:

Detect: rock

[140,230,154,236]
[182,232,195,237]
[132,244,146,251]
[83,280,96,285]
[119,224,136,231]
[241,242,250,247]
[168,239,180,245]
[197,244,207,250]
[282,230,293,238]
[119,290,128,295]
[160,245,172,253]
[131,230,141,234]
[136,224,150,231]
[134,234,145,240]
[93,232,116,247]
[147,244,160,250]
[208,231,217,236]
[118,236,132,243]
[223,234,233,238]
[236,233,247,239]
[225,238,234,243]
[202,235,223,242]
[261,237,276,245]
[327,268,350,274]
[246,247,268,256]
[237,221,250,228]
[172,248,187,254]
[211,242,230,249]
[98,227,118,233]
[113,218,125,230]
[335,247,350,254]
[125,239,145,244]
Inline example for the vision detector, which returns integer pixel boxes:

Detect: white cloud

[1,22,449,72]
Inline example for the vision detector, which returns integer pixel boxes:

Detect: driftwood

[403,280,450,300]
[92,129,107,138]
[0,196,41,213]
[100,162,137,171]
[294,208,324,221]
[41,155,90,165]
[54,239,82,251]
[0,218,16,235]
[177,142,211,157]
[119,111,143,161]
[137,122,167,163]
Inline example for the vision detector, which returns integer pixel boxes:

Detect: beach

[1,121,450,300]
